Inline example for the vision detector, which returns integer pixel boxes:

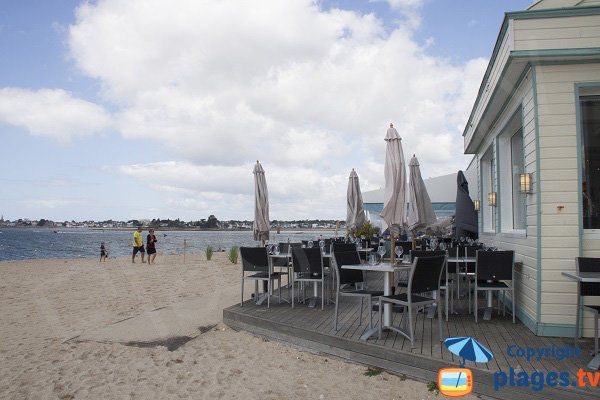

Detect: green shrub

[427,381,439,394]
[363,367,383,377]
[348,221,380,238]
[228,246,239,264]
[205,245,213,261]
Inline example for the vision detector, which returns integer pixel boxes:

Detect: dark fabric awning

[454,170,478,239]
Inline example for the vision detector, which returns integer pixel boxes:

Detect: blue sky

[0,0,534,222]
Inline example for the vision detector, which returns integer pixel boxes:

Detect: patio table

[562,271,600,370]
[341,262,412,340]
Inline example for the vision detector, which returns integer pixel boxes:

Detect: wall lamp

[488,192,497,207]
[473,199,480,211]
[519,173,532,194]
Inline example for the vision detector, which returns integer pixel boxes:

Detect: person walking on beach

[100,242,108,262]
[132,226,146,263]
[146,228,157,264]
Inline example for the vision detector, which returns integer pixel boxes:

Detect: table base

[306,296,322,308]
[360,326,393,341]
[426,305,437,319]
[256,292,288,305]
[483,307,493,320]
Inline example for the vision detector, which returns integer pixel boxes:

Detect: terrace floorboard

[225,274,598,400]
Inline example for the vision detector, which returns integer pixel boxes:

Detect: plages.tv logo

[439,336,494,397]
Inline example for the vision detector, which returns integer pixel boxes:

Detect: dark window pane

[581,95,600,229]
[511,129,525,229]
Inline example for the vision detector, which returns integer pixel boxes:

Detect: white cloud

[18,199,80,209]
[381,0,425,9]
[0,88,112,142]
[61,0,487,219]
[116,161,350,219]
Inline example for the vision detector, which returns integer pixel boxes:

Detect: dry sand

[0,252,472,399]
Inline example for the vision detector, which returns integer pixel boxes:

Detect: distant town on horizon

[0,215,345,230]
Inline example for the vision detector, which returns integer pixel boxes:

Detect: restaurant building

[463,0,600,337]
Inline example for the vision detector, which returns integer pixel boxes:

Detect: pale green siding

[474,70,539,325]
[535,63,600,337]
[515,15,600,51]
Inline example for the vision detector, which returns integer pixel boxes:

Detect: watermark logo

[440,336,494,398]
[440,339,598,395]
[438,368,473,397]
[494,345,599,392]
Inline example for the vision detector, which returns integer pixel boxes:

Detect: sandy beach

[0,252,468,400]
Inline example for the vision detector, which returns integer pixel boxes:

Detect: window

[511,129,526,230]
[497,108,525,233]
[581,94,600,229]
[481,147,494,232]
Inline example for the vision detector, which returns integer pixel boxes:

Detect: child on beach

[100,242,108,262]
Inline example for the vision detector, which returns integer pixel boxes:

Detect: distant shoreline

[0,226,342,232]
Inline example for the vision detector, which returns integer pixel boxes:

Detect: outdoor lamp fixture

[488,192,497,207]
[473,199,480,211]
[519,173,532,194]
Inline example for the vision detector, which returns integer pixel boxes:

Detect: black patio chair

[576,257,600,357]
[332,242,357,253]
[446,246,461,314]
[378,255,446,348]
[410,250,452,320]
[291,247,326,310]
[397,241,413,255]
[463,245,479,313]
[332,250,383,331]
[474,250,515,323]
[240,247,282,308]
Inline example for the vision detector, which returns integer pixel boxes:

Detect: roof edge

[462,4,600,139]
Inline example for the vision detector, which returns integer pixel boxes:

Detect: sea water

[0,228,341,261]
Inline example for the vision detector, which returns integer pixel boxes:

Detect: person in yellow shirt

[132,226,146,263]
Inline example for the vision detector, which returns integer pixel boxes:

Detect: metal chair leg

[267,280,271,309]
[408,306,415,348]
[359,298,364,325]
[368,297,373,329]
[468,277,471,314]
[497,291,500,315]
[334,287,339,331]
[451,278,455,314]
[438,292,443,342]
[241,277,244,307]
[321,280,324,310]
[512,287,516,323]
[378,299,384,339]
[445,284,449,322]
[474,287,478,323]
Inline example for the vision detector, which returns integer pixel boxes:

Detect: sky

[0,0,535,222]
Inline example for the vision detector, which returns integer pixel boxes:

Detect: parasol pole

[390,235,395,264]
[390,229,396,295]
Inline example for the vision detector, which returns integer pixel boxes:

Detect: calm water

[0,228,341,261]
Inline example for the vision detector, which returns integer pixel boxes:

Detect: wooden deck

[223,275,598,400]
